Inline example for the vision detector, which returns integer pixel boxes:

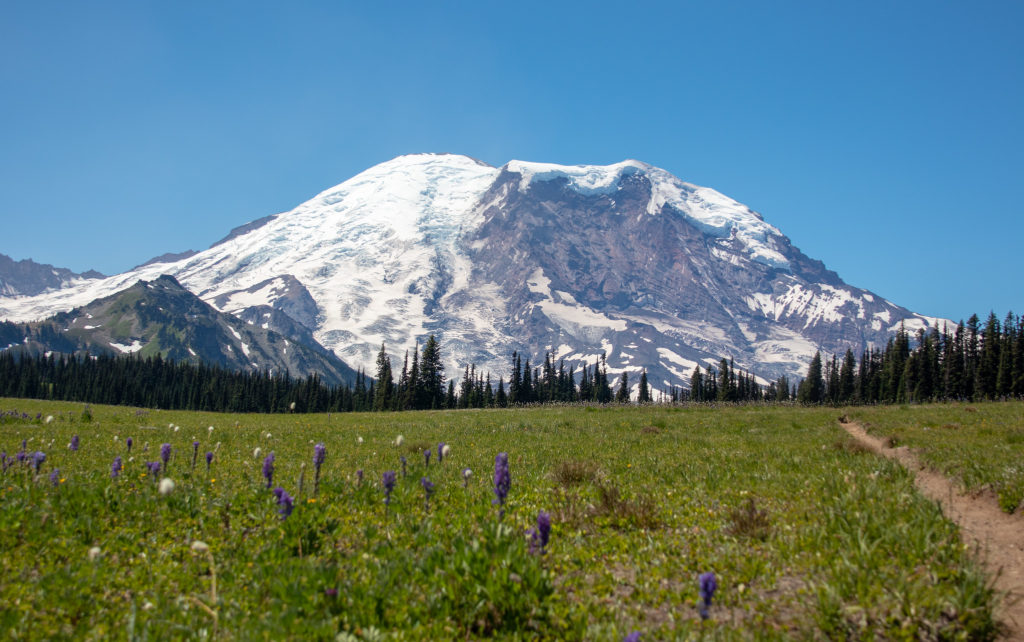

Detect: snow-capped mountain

[0,153,942,392]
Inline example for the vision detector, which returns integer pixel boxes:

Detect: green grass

[0,399,1005,640]
[849,402,1024,513]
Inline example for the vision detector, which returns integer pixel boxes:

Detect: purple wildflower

[356,469,363,484]
[126,437,133,452]
[32,451,46,473]
[146,461,161,477]
[69,435,79,452]
[16,450,26,464]
[424,449,431,467]
[263,453,275,488]
[160,443,171,468]
[698,571,717,620]
[420,477,435,511]
[461,467,472,488]
[623,633,642,642]
[400,455,407,477]
[111,456,123,478]
[382,470,397,506]
[272,486,285,502]
[0,452,7,473]
[276,489,294,519]
[324,588,338,598]
[192,441,200,470]
[493,452,511,517]
[437,442,445,463]
[313,442,326,495]
[49,468,60,486]
[205,451,213,471]
[529,510,552,554]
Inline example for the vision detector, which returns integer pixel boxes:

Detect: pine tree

[373,343,393,411]
[615,371,630,403]
[797,351,824,404]
[638,369,651,403]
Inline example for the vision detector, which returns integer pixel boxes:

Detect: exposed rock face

[0,253,103,297]
[0,154,941,392]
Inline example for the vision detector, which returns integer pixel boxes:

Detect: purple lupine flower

[437,442,445,463]
[493,452,511,516]
[111,456,123,478]
[356,469,363,485]
[272,486,285,502]
[205,451,213,471]
[276,489,294,519]
[424,449,431,467]
[69,435,79,452]
[400,455,407,477]
[698,572,717,620]
[146,461,161,477]
[263,452,275,488]
[160,443,171,468]
[49,468,61,486]
[382,470,397,506]
[126,437,133,452]
[32,451,46,473]
[21,439,27,450]
[623,633,642,642]
[529,510,551,554]
[313,442,326,496]
[16,450,27,464]
[420,477,435,511]
[0,452,7,473]
[192,441,200,470]
[461,467,472,488]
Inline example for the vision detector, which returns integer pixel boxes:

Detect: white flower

[265,432,272,439]
[168,423,174,429]
[190,540,210,553]
[289,402,296,411]
[357,436,364,444]
[208,426,214,433]
[394,435,404,447]
[158,478,175,495]
[45,415,54,424]
[114,435,119,442]
[253,447,261,459]
[88,546,101,561]
[173,425,180,433]
[442,444,451,458]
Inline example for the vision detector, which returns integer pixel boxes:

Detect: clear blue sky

[2,1,1021,323]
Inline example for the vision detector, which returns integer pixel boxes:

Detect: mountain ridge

[0,154,944,392]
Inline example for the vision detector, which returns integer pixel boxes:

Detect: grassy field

[0,398,1010,640]
[849,403,1024,514]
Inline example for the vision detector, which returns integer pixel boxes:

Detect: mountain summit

[0,153,940,391]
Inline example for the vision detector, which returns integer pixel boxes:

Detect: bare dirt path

[839,419,1024,640]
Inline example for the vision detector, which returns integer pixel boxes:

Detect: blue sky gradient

[2,1,1021,322]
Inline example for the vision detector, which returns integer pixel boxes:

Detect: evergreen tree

[638,369,651,403]
[797,351,824,404]
[615,371,630,403]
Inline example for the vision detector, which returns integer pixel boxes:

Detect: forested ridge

[1,311,1021,412]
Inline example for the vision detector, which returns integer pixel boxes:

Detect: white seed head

[88,546,101,561]
[168,423,174,429]
[265,432,272,439]
[208,426,214,433]
[395,435,404,447]
[45,415,54,424]
[173,425,180,432]
[190,540,210,553]
[253,447,261,459]
[442,444,451,458]
[357,436,364,444]
[289,402,296,411]
[158,478,175,495]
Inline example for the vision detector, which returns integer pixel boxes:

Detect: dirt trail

[839,419,1024,640]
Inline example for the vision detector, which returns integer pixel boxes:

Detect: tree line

[795,312,1024,404]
